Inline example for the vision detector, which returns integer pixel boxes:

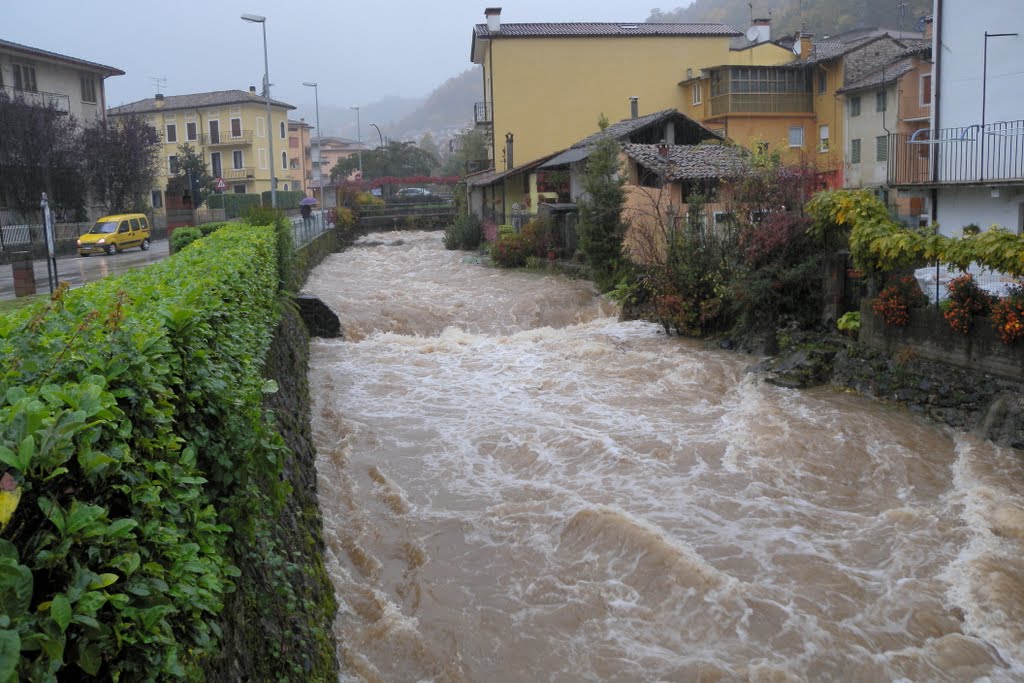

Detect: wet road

[0,240,169,300]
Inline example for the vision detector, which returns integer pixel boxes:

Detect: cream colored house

[108,88,296,211]
[0,38,123,122]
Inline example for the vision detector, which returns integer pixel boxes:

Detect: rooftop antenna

[150,76,167,94]
[749,1,754,25]
[897,1,908,39]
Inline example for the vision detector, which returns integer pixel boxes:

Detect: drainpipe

[931,0,942,224]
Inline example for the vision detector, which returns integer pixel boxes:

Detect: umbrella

[299,197,318,206]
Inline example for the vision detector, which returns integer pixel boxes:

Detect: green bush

[260,190,304,211]
[490,231,530,267]
[169,226,202,252]
[197,221,231,237]
[0,218,330,680]
[207,193,261,219]
[444,214,482,251]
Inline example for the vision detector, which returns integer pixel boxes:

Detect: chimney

[154,93,165,109]
[249,85,257,95]
[504,131,514,170]
[658,140,669,157]
[798,32,814,60]
[629,96,639,119]
[485,7,502,32]
[924,15,933,41]
[752,17,771,43]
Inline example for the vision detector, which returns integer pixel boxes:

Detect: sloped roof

[837,57,918,94]
[0,38,124,76]
[571,109,721,149]
[623,143,749,181]
[108,90,295,115]
[466,149,567,188]
[473,22,742,39]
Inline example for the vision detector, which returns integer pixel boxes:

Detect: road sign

[214,177,227,191]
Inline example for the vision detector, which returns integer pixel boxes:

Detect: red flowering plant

[991,285,1024,344]
[873,275,928,326]
[942,273,995,334]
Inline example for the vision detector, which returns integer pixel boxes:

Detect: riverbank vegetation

[0,215,337,680]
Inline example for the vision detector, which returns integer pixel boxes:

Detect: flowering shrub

[873,276,927,326]
[991,285,1024,344]
[490,232,530,267]
[481,220,499,243]
[942,274,995,334]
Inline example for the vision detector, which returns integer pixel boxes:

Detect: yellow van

[77,213,152,256]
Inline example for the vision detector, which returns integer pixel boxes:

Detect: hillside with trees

[390,68,480,138]
[647,0,931,37]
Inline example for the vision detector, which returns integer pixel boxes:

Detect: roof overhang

[539,147,591,169]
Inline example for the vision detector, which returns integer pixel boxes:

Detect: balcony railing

[709,92,813,116]
[223,167,255,180]
[202,131,253,146]
[474,101,492,126]
[1,85,71,114]
[888,120,1024,186]
[899,95,930,122]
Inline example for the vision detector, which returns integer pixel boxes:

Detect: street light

[302,81,324,219]
[241,13,276,208]
[370,123,384,148]
[350,106,362,177]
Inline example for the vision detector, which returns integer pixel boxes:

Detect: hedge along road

[0,238,170,300]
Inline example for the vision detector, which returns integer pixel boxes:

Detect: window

[209,120,220,144]
[876,90,887,112]
[168,155,179,174]
[281,151,287,170]
[851,138,861,164]
[151,190,163,208]
[788,125,804,148]
[283,183,289,191]
[817,70,827,95]
[876,135,888,162]
[166,124,177,143]
[849,96,861,117]
[233,184,247,194]
[258,148,268,170]
[80,76,97,103]
[210,152,222,178]
[186,122,197,141]
[233,150,244,169]
[691,82,702,105]
[818,125,830,152]
[231,117,242,138]
[280,121,286,139]
[920,74,932,106]
[256,117,266,138]
[290,159,299,169]
[12,63,37,92]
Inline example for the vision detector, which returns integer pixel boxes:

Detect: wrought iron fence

[913,261,1022,305]
[888,120,1024,185]
[291,211,333,246]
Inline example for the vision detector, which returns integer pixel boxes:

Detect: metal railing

[1,85,70,113]
[915,261,1022,304]
[709,92,812,116]
[291,211,332,246]
[474,101,492,125]
[203,130,253,146]
[223,167,255,180]
[888,120,1024,185]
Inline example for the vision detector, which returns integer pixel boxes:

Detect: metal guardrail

[1,85,70,113]
[203,131,253,146]
[291,212,332,246]
[888,120,1024,185]
[474,101,492,125]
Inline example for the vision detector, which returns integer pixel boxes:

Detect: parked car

[77,213,151,256]
[396,187,432,197]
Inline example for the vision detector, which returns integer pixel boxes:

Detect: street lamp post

[302,81,324,220]
[370,123,384,148]
[350,106,362,177]
[241,13,276,208]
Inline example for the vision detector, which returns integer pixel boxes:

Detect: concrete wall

[934,185,1023,235]
[859,299,1024,379]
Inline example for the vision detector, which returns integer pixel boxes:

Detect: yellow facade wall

[486,35,744,166]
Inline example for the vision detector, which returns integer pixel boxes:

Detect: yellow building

[470,9,794,170]
[108,88,296,210]
[288,119,313,194]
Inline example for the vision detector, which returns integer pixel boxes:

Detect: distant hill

[389,68,481,139]
[316,96,425,140]
[647,0,931,37]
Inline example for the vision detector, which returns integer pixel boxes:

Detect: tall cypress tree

[577,134,628,291]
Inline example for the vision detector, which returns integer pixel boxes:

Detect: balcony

[223,167,255,180]
[202,131,253,146]
[1,85,70,114]
[888,120,1024,186]
[474,101,492,126]
[709,92,813,117]
[899,95,930,122]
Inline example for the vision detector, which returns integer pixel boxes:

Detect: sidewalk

[0,239,170,300]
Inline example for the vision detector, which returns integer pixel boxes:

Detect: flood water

[305,231,1024,682]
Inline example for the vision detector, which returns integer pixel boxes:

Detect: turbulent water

[304,231,1024,683]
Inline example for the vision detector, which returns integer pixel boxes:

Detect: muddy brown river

[304,231,1024,682]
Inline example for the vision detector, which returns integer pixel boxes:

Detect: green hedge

[0,218,332,680]
[169,226,202,253]
[260,190,304,211]
[207,193,261,219]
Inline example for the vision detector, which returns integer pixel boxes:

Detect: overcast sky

[8,0,693,124]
